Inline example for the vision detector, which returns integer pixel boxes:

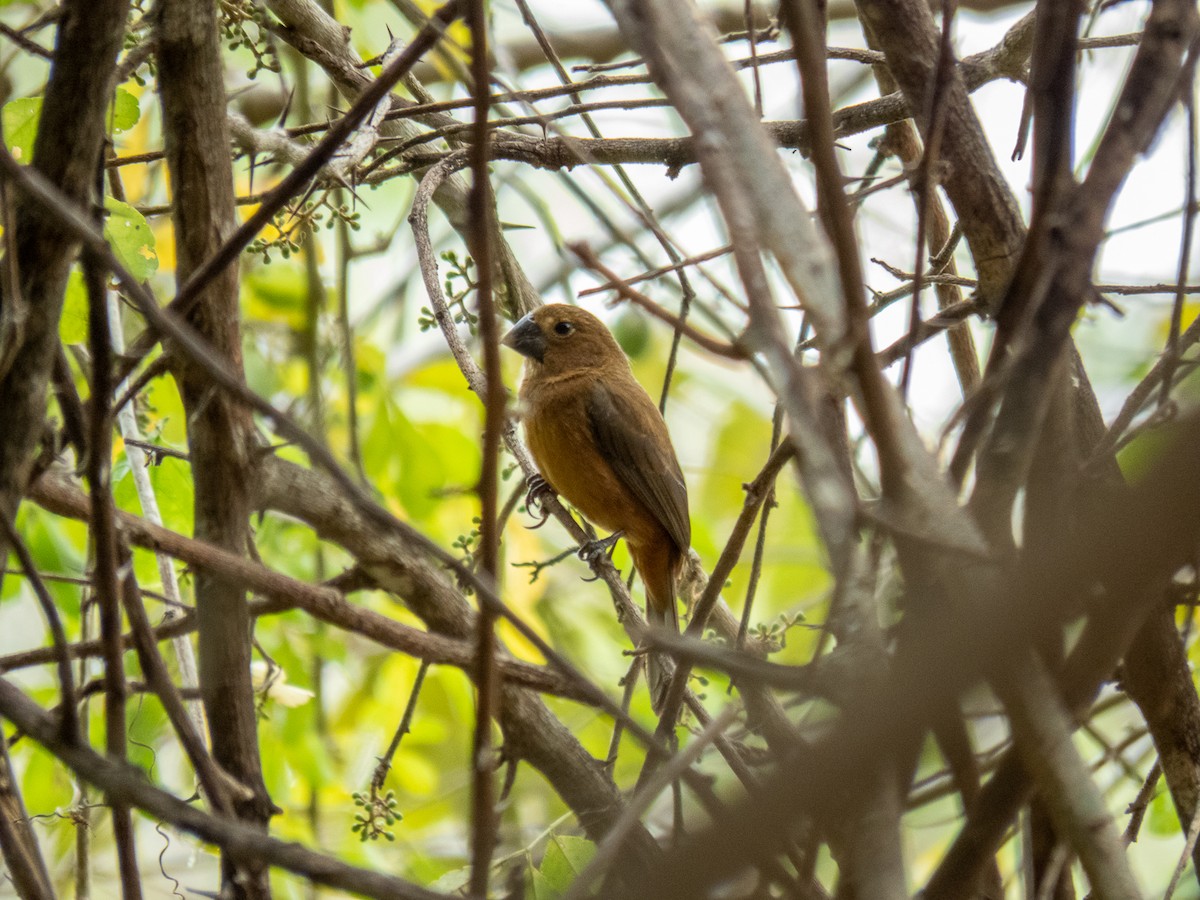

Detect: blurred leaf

[280,714,335,791]
[127,694,169,774]
[1117,425,1174,482]
[110,87,140,133]
[19,505,85,582]
[59,269,88,344]
[140,364,188,446]
[612,308,652,359]
[2,96,40,161]
[364,401,459,520]
[1147,780,1178,837]
[529,866,557,900]
[698,398,771,555]
[538,835,595,892]
[113,456,193,536]
[405,356,477,393]
[149,457,194,531]
[428,866,471,893]
[104,198,158,281]
[20,744,73,814]
[244,263,309,329]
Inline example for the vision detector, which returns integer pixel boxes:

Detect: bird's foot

[578,531,624,568]
[523,474,554,529]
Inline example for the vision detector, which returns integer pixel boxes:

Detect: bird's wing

[587,379,691,552]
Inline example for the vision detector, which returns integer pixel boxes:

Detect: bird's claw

[523,474,554,529]
[577,531,624,572]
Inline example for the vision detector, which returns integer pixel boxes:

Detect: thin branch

[569,242,749,360]
[577,244,734,297]
[26,467,594,702]
[652,439,795,733]
[369,661,430,794]
[115,0,467,386]
[561,704,741,900]
[898,0,956,398]
[466,0,502,892]
[83,237,142,900]
[1159,59,1199,409]
[0,676,459,900]
[0,512,78,742]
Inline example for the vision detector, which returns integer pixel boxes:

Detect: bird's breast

[522,387,666,548]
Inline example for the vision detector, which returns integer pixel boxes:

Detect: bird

[502,304,690,712]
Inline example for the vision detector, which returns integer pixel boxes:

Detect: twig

[0,676,455,900]
[0,606,196,673]
[111,353,170,418]
[120,438,189,462]
[1122,760,1162,845]
[27,467,597,701]
[577,245,734,298]
[736,405,784,649]
[899,0,956,398]
[369,661,430,794]
[82,227,143,900]
[651,439,795,737]
[783,0,906,499]
[0,731,52,900]
[1164,801,1200,900]
[569,242,749,360]
[0,22,52,59]
[334,211,367,482]
[114,0,468,386]
[107,281,203,736]
[1159,54,1199,409]
[561,704,741,900]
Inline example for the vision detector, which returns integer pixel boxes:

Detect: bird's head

[501,304,626,375]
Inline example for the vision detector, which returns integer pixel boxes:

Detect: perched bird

[502,304,690,711]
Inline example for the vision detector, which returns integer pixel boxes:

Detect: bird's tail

[630,542,682,715]
[645,604,674,713]
[642,563,679,715]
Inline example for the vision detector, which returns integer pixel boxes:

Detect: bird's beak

[501,314,546,363]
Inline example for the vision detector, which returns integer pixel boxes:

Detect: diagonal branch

[0,675,459,900]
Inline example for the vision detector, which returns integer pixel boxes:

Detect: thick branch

[155,6,272,895]
[26,467,590,702]
[0,0,131,891]
[855,0,1026,309]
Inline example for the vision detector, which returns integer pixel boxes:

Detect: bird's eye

[553,321,574,336]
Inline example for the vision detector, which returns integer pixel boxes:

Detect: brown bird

[502,304,690,710]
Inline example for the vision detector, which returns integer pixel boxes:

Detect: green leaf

[1147,780,1178,837]
[427,866,471,893]
[2,96,41,162]
[364,401,453,520]
[529,866,557,900]
[141,362,188,446]
[110,87,140,134]
[1117,425,1174,482]
[59,269,88,344]
[538,836,595,892]
[103,198,158,281]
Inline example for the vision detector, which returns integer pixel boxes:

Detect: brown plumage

[502,304,690,709]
